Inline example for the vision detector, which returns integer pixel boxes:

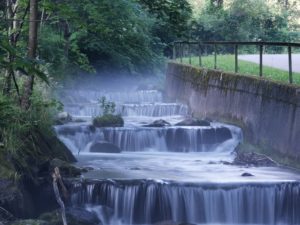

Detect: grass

[179,55,300,85]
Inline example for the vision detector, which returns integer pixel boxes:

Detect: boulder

[175,118,210,127]
[39,207,101,225]
[144,119,171,127]
[90,141,121,153]
[55,112,72,125]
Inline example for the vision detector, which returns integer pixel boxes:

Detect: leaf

[0,40,17,56]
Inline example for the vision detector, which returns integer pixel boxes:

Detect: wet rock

[73,118,87,123]
[50,158,82,177]
[144,119,171,127]
[55,112,72,125]
[175,118,210,127]
[0,180,23,220]
[241,172,254,177]
[215,127,232,142]
[39,207,101,225]
[9,219,49,225]
[234,149,277,167]
[90,141,121,153]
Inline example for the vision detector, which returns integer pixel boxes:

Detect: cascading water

[71,180,300,225]
[56,87,300,225]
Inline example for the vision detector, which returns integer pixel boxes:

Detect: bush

[93,114,124,127]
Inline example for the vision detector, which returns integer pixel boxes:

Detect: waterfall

[70,180,300,225]
[61,90,163,105]
[55,124,241,153]
[120,103,188,117]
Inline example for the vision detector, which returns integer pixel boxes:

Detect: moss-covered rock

[93,114,124,127]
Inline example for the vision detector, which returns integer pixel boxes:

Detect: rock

[144,119,171,127]
[241,172,254,177]
[73,118,86,123]
[175,118,210,127]
[90,141,121,153]
[93,114,124,127]
[55,112,72,125]
[66,207,101,225]
[50,158,82,177]
[39,207,101,225]
[234,148,277,167]
[0,180,23,220]
[9,219,49,225]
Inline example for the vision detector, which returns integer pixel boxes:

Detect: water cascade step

[55,124,241,153]
[63,103,188,118]
[70,180,300,225]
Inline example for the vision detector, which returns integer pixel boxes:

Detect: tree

[21,0,38,109]
[137,0,192,55]
[2,0,29,96]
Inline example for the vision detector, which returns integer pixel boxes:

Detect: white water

[56,88,300,225]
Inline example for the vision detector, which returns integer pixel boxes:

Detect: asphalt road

[239,54,300,73]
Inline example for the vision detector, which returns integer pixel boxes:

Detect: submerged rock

[241,172,254,177]
[144,119,171,127]
[90,141,121,153]
[175,118,210,127]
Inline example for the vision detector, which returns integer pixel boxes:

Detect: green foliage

[93,114,124,128]
[0,40,49,85]
[191,0,298,42]
[0,91,63,179]
[99,96,116,115]
[137,0,192,44]
[40,0,165,76]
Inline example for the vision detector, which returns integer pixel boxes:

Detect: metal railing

[172,41,300,84]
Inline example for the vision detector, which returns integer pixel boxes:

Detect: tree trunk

[3,0,13,95]
[21,0,38,110]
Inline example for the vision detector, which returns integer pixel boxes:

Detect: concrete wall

[165,62,300,158]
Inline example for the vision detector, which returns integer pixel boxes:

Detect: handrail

[173,41,300,47]
[172,40,300,84]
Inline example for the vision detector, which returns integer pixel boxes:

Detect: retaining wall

[165,62,300,158]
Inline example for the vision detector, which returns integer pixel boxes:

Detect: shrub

[93,114,124,127]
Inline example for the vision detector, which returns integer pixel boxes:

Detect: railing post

[259,44,263,77]
[172,43,176,60]
[189,42,192,65]
[234,44,238,73]
[180,43,183,63]
[288,45,293,84]
[198,43,202,67]
[214,44,217,69]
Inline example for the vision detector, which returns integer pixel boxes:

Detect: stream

[55,86,300,225]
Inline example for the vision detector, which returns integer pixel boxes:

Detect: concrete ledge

[165,62,300,158]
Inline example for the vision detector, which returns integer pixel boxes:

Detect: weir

[55,85,300,225]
